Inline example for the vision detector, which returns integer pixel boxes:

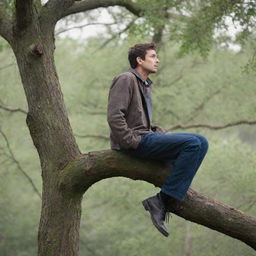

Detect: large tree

[0,0,255,255]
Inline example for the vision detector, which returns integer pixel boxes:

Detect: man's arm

[107,74,141,149]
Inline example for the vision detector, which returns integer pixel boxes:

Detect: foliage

[0,0,15,19]
[177,0,256,56]
[0,35,256,255]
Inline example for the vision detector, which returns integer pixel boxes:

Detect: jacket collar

[128,68,152,87]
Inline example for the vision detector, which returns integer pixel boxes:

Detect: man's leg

[131,132,208,199]
[128,132,208,236]
[160,133,208,200]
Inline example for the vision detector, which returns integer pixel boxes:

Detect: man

[107,43,208,237]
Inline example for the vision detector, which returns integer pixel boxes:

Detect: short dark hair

[128,43,156,68]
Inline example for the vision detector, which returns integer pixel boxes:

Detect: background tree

[0,0,256,256]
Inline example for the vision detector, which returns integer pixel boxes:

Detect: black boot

[142,193,169,237]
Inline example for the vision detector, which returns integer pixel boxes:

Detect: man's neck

[135,67,149,81]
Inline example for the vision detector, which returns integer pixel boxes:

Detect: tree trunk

[38,179,83,256]
[11,23,82,255]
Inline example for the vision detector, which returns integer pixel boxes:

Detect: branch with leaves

[96,18,136,51]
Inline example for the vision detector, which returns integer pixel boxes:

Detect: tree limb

[74,119,256,142]
[44,0,75,22]
[55,22,115,36]
[167,120,256,131]
[15,0,34,31]
[60,0,142,20]
[95,18,136,52]
[0,128,41,199]
[0,102,27,115]
[60,150,256,250]
[185,86,224,123]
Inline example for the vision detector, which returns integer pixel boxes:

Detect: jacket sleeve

[107,74,141,149]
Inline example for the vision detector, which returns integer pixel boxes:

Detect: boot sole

[142,200,169,237]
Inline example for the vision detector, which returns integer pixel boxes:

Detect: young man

[107,43,208,237]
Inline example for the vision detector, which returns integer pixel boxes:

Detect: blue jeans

[123,133,208,200]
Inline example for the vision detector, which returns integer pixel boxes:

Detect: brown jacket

[107,69,164,150]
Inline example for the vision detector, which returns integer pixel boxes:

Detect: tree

[0,0,255,255]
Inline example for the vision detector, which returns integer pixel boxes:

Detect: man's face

[137,49,160,74]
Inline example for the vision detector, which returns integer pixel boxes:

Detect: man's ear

[136,56,143,65]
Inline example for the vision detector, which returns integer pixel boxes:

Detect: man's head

[128,43,159,75]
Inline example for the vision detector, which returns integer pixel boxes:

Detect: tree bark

[15,0,34,31]
[10,7,82,254]
[12,35,83,255]
[60,0,142,19]
[38,177,83,256]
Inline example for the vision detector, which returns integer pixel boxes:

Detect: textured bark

[38,175,82,256]
[12,33,82,254]
[10,7,82,255]
[1,1,255,256]
[45,0,75,22]
[15,0,34,31]
[59,150,256,250]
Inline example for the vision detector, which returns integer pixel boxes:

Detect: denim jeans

[123,133,208,200]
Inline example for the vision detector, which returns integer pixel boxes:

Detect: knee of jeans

[185,136,201,149]
[198,135,209,152]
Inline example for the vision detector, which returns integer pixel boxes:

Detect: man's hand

[151,125,166,133]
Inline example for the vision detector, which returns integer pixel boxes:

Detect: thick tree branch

[167,120,256,131]
[0,128,41,199]
[15,0,34,31]
[60,150,256,250]
[45,0,75,22]
[60,0,142,20]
